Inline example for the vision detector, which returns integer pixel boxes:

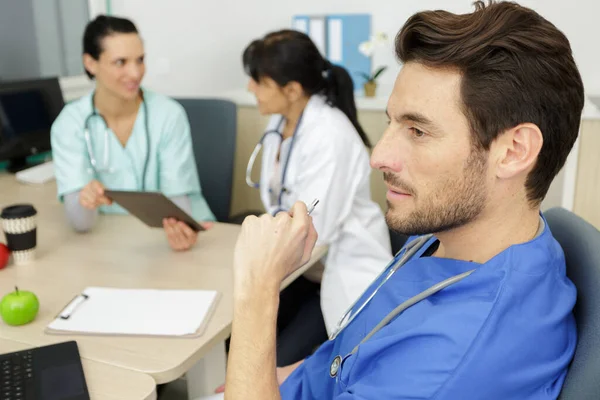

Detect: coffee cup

[1,204,37,265]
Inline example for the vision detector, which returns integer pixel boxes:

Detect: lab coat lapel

[260,96,326,213]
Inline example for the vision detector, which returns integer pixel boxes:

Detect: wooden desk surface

[0,175,327,383]
[0,338,156,400]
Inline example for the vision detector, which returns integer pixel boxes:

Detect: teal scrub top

[50,88,215,222]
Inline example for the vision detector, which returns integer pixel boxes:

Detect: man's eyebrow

[399,112,436,128]
[386,109,441,131]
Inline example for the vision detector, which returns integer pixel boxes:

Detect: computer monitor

[0,77,64,172]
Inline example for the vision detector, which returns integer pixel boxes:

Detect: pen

[307,199,319,215]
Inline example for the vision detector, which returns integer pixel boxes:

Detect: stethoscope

[245,111,305,213]
[83,93,150,191]
[327,235,476,378]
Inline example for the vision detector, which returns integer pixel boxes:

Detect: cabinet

[574,120,600,229]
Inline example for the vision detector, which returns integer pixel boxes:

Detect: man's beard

[385,148,488,236]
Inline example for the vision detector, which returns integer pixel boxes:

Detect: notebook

[45,287,219,338]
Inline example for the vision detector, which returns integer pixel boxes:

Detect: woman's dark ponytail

[322,61,371,148]
[243,30,371,148]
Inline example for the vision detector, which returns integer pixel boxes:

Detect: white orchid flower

[359,32,389,57]
[374,32,388,44]
[359,41,374,57]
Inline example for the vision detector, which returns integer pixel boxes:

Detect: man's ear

[83,54,97,78]
[282,81,304,103]
[493,123,543,180]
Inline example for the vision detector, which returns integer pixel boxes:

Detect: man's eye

[411,127,425,137]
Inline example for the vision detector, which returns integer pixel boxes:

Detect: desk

[0,174,327,397]
[0,338,157,400]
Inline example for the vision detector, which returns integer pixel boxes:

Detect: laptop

[0,341,89,400]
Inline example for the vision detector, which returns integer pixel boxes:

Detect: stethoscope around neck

[245,111,305,212]
[327,235,476,379]
[83,92,150,191]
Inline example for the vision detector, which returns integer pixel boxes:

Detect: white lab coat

[259,94,393,333]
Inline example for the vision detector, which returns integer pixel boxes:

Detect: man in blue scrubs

[220,2,583,399]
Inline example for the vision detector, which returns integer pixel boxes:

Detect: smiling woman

[49,15,216,252]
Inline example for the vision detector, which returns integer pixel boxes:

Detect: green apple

[0,287,39,326]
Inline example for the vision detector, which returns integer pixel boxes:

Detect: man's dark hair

[396,1,584,205]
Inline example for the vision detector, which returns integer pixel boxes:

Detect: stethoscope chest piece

[330,355,342,378]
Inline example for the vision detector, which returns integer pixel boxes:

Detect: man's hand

[163,219,213,252]
[233,202,318,295]
[224,202,317,400]
[79,180,112,210]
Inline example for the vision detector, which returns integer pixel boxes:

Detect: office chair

[544,207,600,400]
[175,98,237,222]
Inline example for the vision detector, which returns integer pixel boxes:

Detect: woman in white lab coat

[243,29,392,366]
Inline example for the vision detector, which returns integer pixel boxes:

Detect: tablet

[104,190,205,232]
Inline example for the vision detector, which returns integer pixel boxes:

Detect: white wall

[107,0,600,98]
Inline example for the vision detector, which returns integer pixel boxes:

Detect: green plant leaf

[372,66,387,80]
[358,72,372,81]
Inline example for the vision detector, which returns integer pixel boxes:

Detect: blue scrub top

[50,88,215,222]
[281,216,577,399]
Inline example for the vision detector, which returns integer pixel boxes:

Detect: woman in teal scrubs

[51,15,215,251]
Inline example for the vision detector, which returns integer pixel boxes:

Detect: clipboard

[45,287,220,338]
[104,190,205,232]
